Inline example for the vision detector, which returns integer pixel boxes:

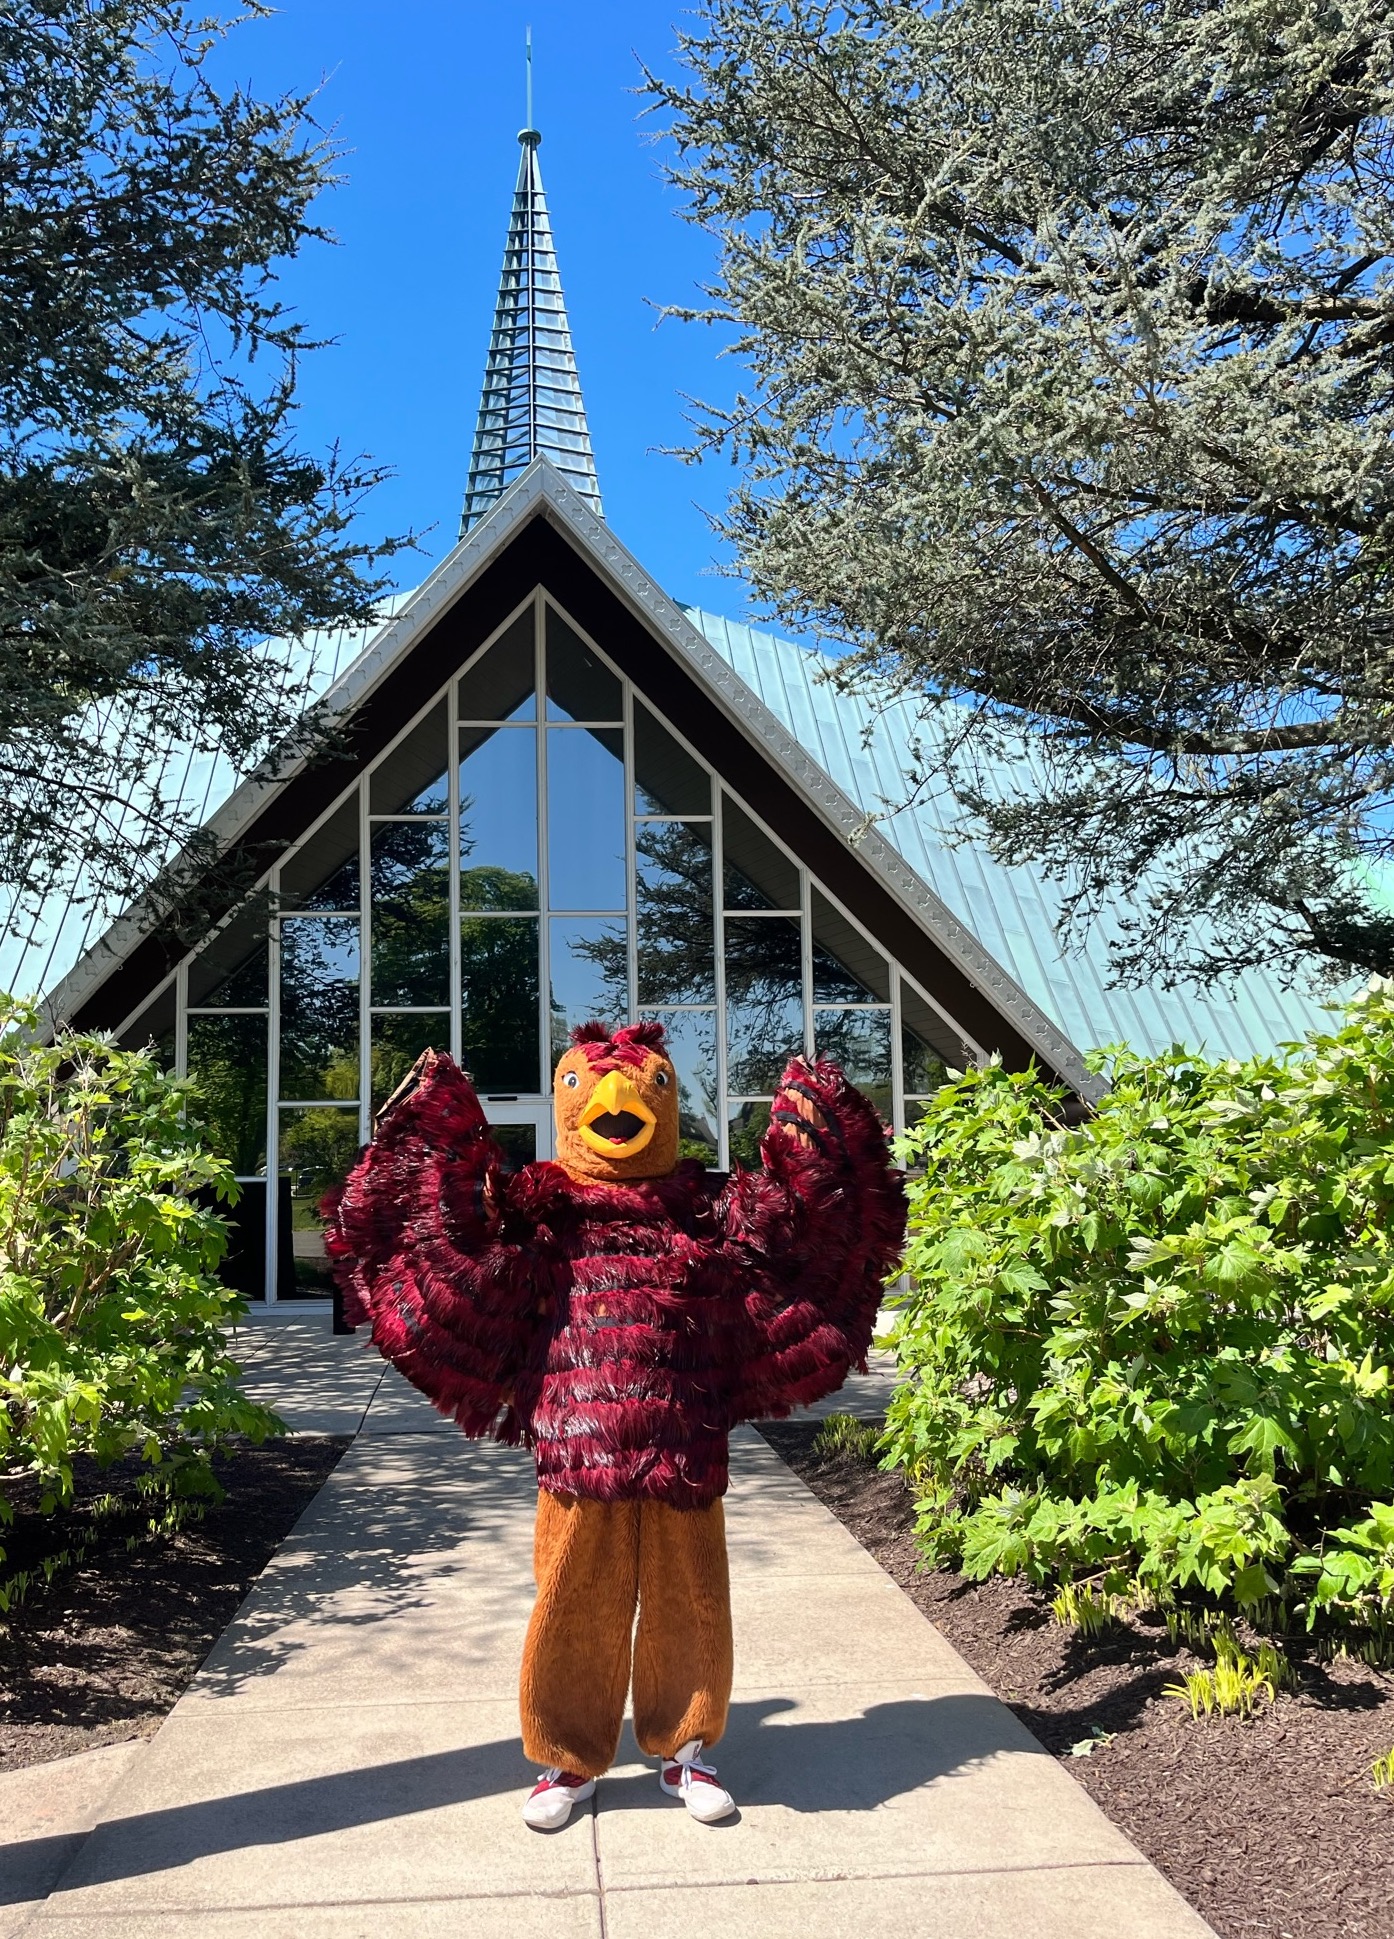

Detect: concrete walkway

[4,1315,1214,1938]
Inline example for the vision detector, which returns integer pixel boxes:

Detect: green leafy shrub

[884,980,1394,1631]
[0,994,280,1582]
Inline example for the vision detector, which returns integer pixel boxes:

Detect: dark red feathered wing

[321,1050,539,1440]
[722,1057,907,1421]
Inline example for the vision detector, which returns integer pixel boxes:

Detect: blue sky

[208,1,749,616]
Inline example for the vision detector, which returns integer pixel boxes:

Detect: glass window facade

[134,593,971,1299]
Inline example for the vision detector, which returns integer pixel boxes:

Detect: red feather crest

[569,1018,668,1069]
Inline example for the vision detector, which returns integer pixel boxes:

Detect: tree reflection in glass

[187,1014,268,1172]
[461,916,540,1091]
[636,823,715,1004]
[279,798,359,913]
[370,1012,448,1113]
[489,1123,538,1171]
[643,1010,717,1162]
[728,1101,772,1171]
[815,1007,893,1117]
[279,916,359,1101]
[725,914,804,1093]
[459,728,538,908]
[370,821,449,1006]
[549,917,627,1063]
[190,940,267,1007]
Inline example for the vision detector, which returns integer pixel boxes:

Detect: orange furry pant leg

[519,1491,733,1778]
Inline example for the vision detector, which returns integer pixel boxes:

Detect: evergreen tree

[651,0,1394,984]
[1,1,399,928]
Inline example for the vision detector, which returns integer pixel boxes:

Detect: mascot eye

[562,1072,579,1089]
[654,1070,670,1088]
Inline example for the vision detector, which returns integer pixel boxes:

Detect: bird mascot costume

[324,1019,906,1829]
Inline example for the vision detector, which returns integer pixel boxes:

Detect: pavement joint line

[353,1365,386,1437]
[597,1858,1157,1892]
[589,1794,611,1939]
[167,1678,991,1716]
[29,1886,605,1917]
[18,1863,1154,1924]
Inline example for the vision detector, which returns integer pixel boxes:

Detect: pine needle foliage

[884,980,1394,1628]
[650,0,1394,984]
[0,1,404,924]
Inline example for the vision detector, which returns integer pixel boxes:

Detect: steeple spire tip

[460,36,602,534]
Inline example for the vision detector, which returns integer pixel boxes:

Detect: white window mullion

[713,787,728,1171]
[448,661,462,1065]
[534,591,551,1110]
[623,675,638,1022]
[174,960,188,1078]
[890,965,905,1136]
[358,773,371,1145]
[265,867,282,1306]
[800,866,814,1060]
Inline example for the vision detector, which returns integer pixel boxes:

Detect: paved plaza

[2,1316,1214,1937]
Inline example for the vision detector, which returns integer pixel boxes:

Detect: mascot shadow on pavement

[324,1019,906,1829]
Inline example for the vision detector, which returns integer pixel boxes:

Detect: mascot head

[553,1021,680,1183]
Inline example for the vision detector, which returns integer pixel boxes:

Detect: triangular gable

[43,459,1093,1094]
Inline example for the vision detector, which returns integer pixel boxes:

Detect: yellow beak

[577,1068,657,1158]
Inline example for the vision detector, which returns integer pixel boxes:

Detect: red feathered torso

[326,1048,907,1511]
[513,1164,740,1508]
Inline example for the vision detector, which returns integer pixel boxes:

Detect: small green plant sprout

[1372,1750,1394,1791]
[1164,1629,1294,1721]
[812,1413,882,1463]
[1166,1668,1219,1721]
[1165,1607,1219,1652]
[1252,1640,1295,1698]
[1051,1580,1127,1636]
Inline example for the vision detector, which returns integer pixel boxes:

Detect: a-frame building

[25,128,1332,1304]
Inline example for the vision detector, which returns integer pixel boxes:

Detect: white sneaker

[659,1739,735,1823]
[521,1767,596,1830]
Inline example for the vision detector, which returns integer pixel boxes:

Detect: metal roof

[0,615,389,1010]
[681,608,1340,1062]
[459,128,601,532]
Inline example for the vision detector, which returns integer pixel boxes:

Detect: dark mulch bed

[759,1418,1394,1939]
[0,1437,348,1773]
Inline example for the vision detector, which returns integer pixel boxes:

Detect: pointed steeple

[461,73,602,532]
